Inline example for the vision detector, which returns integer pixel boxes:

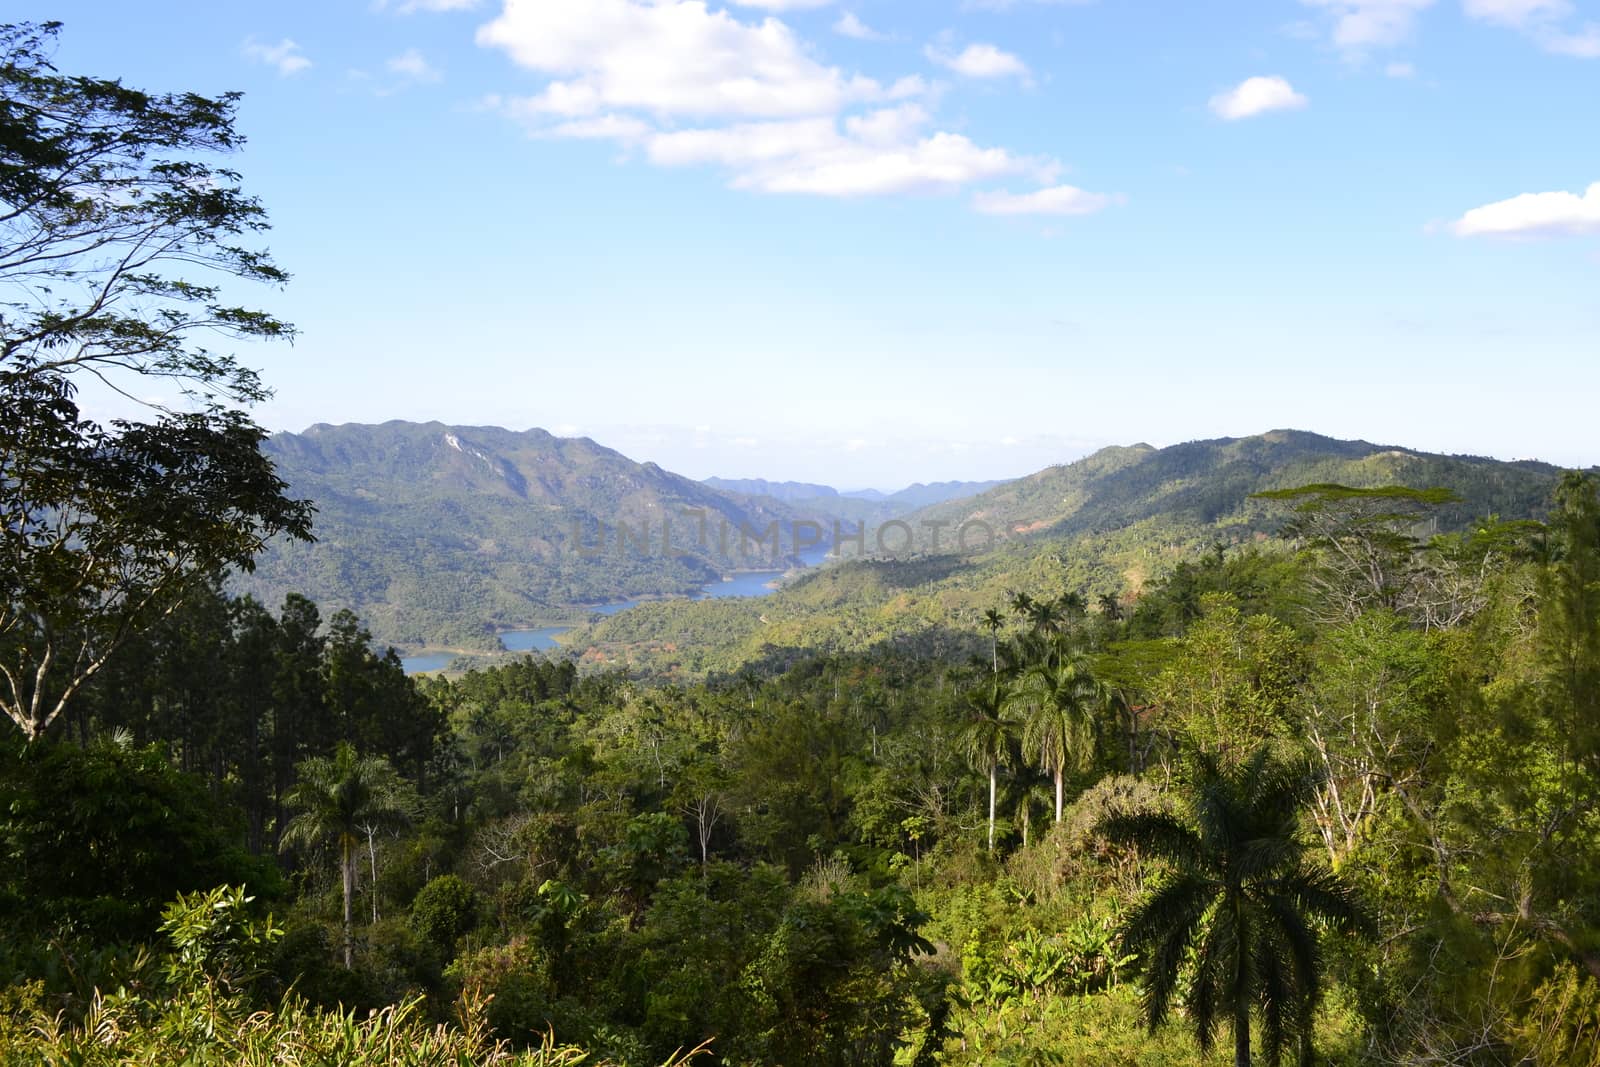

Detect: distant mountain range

[241,423,1586,660]
[701,477,1002,511]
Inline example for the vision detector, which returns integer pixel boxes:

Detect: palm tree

[1097,591,1123,622]
[1006,642,1101,824]
[280,742,414,966]
[1008,590,1035,619]
[1026,598,1065,637]
[958,681,1012,852]
[1097,747,1370,1067]
[980,608,1005,675]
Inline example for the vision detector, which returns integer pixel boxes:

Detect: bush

[0,740,276,943]
[412,875,479,957]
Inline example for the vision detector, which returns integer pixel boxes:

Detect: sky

[31,0,1600,489]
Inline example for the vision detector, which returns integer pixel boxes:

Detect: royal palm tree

[959,681,1012,852]
[1097,592,1123,622]
[280,742,414,966]
[1006,642,1101,823]
[1026,598,1065,637]
[1097,747,1370,1067]
[1008,590,1035,619]
[980,608,1005,675]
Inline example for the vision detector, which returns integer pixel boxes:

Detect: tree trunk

[1054,767,1064,824]
[1235,1013,1250,1067]
[987,766,997,852]
[341,839,355,968]
[368,828,379,924]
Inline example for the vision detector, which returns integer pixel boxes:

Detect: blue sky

[36,0,1600,488]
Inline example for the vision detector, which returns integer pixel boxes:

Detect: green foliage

[0,737,276,943]
[0,21,314,741]
[411,875,478,957]
[280,742,415,967]
[1100,747,1372,1066]
[1150,595,1304,755]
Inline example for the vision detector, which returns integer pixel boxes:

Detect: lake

[401,544,833,673]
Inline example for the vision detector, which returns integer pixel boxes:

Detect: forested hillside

[567,430,1576,677]
[11,473,1600,1065]
[237,422,811,652]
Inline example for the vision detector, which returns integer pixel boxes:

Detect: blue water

[501,626,569,652]
[400,651,457,673]
[402,543,835,673]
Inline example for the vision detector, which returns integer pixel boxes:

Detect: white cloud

[1462,0,1569,26]
[646,108,1057,196]
[387,48,442,82]
[1299,0,1436,50]
[834,12,887,40]
[544,113,655,140]
[1208,76,1308,120]
[1543,25,1600,55]
[1451,181,1600,237]
[479,0,1086,209]
[1463,0,1600,56]
[729,0,835,8]
[925,42,1031,79]
[972,184,1122,216]
[477,0,893,119]
[1385,60,1417,76]
[242,38,312,77]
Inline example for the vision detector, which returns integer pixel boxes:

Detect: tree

[0,22,312,741]
[1150,595,1302,757]
[980,608,1004,676]
[1253,483,1460,624]
[279,743,413,967]
[1099,747,1370,1067]
[1538,472,1600,796]
[958,681,1012,852]
[1007,639,1101,823]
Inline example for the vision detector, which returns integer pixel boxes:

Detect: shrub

[411,875,479,958]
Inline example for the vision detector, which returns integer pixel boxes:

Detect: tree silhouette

[1098,747,1370,1067]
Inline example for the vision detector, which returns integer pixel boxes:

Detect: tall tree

[1007,639,1101,823]
[1099,748,1370,1067]
[0,22,312,740]
[958,681,1012,852]
[279,743,413,966]
[980,608,1004,676]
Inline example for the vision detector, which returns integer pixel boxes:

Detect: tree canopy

[0,21,312,740]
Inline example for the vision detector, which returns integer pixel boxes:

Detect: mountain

[702,478,840,502]
[869,479,1006,510]
[567,430,1582,678]
[236,422,808,652]
[705,477,1005,511]
[904,429,1564,546]
[702,476,1008,527]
